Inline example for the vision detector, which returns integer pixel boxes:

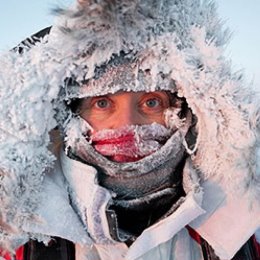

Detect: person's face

[79,91,171,131]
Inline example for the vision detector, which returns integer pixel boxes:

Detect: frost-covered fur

[0,47,59,251]
[0,0,260,252]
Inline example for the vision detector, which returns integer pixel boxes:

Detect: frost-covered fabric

[0,0,260,257]
[15,150,259,260]
[60,149,205,260]
[66,121,187,237]
[64,118,189,180]
[90,124,173,162]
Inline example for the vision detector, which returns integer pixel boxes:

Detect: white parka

[0,0,260,259]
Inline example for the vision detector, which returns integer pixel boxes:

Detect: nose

[112,105,142,128]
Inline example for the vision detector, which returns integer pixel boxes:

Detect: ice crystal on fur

[0,39,60,250]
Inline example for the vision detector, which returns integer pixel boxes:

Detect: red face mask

[90,124,172,163]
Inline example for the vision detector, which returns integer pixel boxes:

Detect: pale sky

[0,0,259,87]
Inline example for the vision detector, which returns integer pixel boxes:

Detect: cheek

[80,108,167,130]
[140,112,166,126]
[80,111,109,131]
[137,111,166,126]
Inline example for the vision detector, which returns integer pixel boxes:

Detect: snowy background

[0,0,259,88]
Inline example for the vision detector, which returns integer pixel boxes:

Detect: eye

[94,98,110,109]
[145,98,160,108]
[139,92,170,115]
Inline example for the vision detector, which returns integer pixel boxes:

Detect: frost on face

[90,124,173,162]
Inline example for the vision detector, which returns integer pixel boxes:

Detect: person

[0,0,260,259]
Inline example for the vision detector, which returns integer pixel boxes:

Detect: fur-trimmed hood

[49,0,260,194]
[0,0,260,253]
